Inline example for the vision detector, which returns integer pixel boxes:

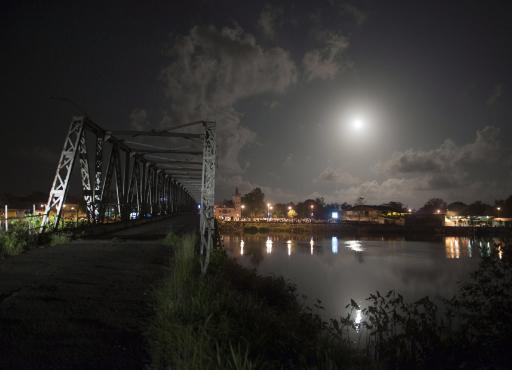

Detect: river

[222,233,504,320]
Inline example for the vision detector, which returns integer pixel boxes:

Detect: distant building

[444,214,512,227]
[214,188,242,221]
[343,205,406,225]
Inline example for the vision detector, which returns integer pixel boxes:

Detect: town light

[288,206,292,210]
[497,207,501,211]
[408,208,412,213]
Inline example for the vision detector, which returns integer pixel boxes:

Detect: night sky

[2,0,511,208]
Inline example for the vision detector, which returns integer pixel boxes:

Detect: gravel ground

[0,214,197,370]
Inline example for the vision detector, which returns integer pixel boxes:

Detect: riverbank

[150,231,512,369]
[219,221,512,238]
[147,232,369,370]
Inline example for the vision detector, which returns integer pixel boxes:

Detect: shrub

[162,231,181,248]
[337,239,512,369]
[0,222,37,258]
[49,233,71,247]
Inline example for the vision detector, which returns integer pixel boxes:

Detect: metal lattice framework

[40,116,216,266]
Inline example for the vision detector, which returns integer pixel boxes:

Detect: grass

[148,231,368,370]
[0,222,37,258]
[49,232,72,247]
[1,221,73,259]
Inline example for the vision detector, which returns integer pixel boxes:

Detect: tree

[495,195,512,217]
[241,188,265,217]
[272,203,288,218]
[418,198,447,214]
[287,208,298,219]
[295,199,322,218]
[465,201,493,216]
[380,201,406,213]
[447,201,467,215]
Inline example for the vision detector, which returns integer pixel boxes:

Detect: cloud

[335,2,367,25]
[160,25,297,175]
[258,5,281,39]
[330,178,423,205]
[380,126,502,179]
[316,168,360,186]
[303,32,349,81]
[486,83,503,106]
[283,153,294,167]
[317,126,512,207]
[129,108,150,130]
[216,174,295,202]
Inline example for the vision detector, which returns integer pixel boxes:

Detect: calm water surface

[222,233,503,319]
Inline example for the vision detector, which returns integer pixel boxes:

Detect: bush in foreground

[0,222,37,258]
[337,241,512,369]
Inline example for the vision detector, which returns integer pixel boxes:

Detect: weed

[49,233,71,247]
[162,231,181,248]
[0,222,37,258]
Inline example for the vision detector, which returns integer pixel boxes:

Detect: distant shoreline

[219,221,512,238]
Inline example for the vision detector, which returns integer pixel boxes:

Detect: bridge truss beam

[40,117,216,264]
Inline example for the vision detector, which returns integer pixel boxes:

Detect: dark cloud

[160,24,297,176]
[381,126,502,176]
[258,4,282,39]
[335,2,367,25]
[316,168,360,186]
[129,109,151,130]
[303,32,349,81]
[486,83,503,106]
[318,127,511,206]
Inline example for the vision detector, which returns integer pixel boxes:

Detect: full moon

[352,117,365,131]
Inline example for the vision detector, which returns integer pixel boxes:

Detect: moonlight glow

[352,117,365,131]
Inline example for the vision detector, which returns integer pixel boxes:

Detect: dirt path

[0,214,197,370]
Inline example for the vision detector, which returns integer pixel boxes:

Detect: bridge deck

[0,214,197,370]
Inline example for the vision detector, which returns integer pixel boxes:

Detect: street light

[241,204,245,220]
[310,204,314,218]
[267,203,271,220]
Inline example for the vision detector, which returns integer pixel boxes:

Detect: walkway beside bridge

[0,214,197,370]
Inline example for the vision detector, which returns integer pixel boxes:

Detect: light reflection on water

[224,234,505,320]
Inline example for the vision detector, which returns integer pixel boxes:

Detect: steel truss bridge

[40,116,216,273]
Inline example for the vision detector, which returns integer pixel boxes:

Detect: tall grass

[49,232,72,247]
[148,232,368,370]
[0,222,37,258]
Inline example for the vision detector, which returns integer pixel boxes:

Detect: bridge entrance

[40,116,216,272]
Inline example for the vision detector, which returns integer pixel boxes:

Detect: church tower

[232,187,241,216]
